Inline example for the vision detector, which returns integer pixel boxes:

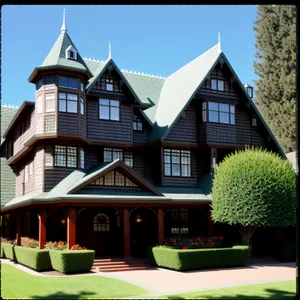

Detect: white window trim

[65,45,78,60]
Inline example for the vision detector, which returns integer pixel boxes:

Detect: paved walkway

[1,259,296,297]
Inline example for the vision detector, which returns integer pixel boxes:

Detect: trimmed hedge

[2,243,15,260]
[148,245,249,271]
[49,250,95,274]
[1,245,5,258]
[14,246,52,271]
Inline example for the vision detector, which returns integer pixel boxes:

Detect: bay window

[59,93,78,113]
[58,76,78,89]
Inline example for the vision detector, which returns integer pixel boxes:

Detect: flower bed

[14,246,52,271]
[21,237,39,248]
[49,249,95,274]
[148,245,249,271]
[164,236,223,249]
[44,241,67,250]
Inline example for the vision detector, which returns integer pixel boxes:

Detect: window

[124,152,133,167]
[45,146,53,166]
[171,208,188,222]
[104,148,123,162]
[79,148,85,169]
[65,45,78,60]
[94,213,110,232]
[99,99,119,121]
[58,76,78,90]
[103,148,133,167]
[36,78,43,91]
[45,93,55,112]
[105,78,114,91]
[24,165,29,183]
[252,117,257,127]
[80,97,84,115]
[36,94,43,114]
[99,76,123,92]
[44,115,56,133]
[203,102,235,125]
[211,79,224,91]
[54,145,77,168]
[29,161,34,175]
[45,76,55,90]
[90,170,137,187]
[80,82,84,92]
[133,115,143,131]
[164,149,191,177]
[59,93,78,113]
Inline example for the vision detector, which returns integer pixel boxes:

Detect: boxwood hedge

[148,245,249,271]
[1,245,5,258]
[2,243,15,260]
[14,246,52,271]
[49,250,95,274]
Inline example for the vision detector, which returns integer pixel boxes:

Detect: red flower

[211,242,215,245]
[201,242,204,245]
[220,236,223,240]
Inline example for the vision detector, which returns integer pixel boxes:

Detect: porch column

[67,208,76,250]
[210,147,217,173]
[207,212,214,237]
[124,208,131,257]
[38,209,46,249]
[158,208,165,245]
[16,213,21,245]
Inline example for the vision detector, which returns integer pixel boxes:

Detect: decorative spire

[108,41,112,59]
[217,32,221,53]
[61,8,67,33]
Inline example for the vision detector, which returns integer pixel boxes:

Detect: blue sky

[2,5,258,107]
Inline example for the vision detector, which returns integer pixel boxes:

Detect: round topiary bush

[211,147,296,245]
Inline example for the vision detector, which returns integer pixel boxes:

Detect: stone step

[92,265,148,272]
[93,261,148,267]
[93,262,147,268]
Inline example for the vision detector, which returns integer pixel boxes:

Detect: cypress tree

[253,5,296,152]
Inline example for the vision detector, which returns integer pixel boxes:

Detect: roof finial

[217,32,221,53]
[61,8,67,33]
[108,41,112,59]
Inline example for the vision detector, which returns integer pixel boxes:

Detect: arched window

[93,213,110,232]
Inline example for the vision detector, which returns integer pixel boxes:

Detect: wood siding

[35,146,44,193]
[133,148,152,179]
[133,127,150,144]
[207,123,236,144]
[87,98,132,142]
[13,106,36,155]
[58,114,79,135]
[44,168,74,192]
[85,146,100,170]
[165,102,198,143]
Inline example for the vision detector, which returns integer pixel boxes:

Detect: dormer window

[211,79,224,91]
[65,45,78,60]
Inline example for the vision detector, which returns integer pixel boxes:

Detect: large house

[0,13,285,258]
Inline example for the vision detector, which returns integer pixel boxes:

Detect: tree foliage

[211,148,296,230]
[253,5,296,152]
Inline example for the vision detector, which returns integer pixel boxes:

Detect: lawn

[0,263,148,299]
[160,280,296,299]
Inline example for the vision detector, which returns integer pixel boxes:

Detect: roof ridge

[167,43,220,80]
[1,104,19,109]
[83,57,166,79]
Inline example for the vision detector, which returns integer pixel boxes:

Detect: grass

[159,280,296,299]
[0,263,148,299]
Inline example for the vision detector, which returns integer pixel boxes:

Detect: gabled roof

[28,32,93,82]
[3,101,35,138]
[67,159,163,196]
[86,58,153,109]
[150,44,221,141]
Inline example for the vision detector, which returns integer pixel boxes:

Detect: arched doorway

[77,207,123,257]
[130,208,157,257]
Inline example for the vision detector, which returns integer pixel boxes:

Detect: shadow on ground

[31,291,96,299]
[166,288,296,299]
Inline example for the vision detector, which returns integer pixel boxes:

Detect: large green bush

[14,246,52,271]
[2,243,15,260]
[1,245,5,258]
[49,250,95,274]
[211,148,296,244]
[149,245,249,271]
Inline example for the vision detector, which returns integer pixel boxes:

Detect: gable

[89,170,138,188]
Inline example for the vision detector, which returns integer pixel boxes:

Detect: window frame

[93,213,110,232]
[164,149,191,177]
[58,76,79,90]
[58,93,78,114]
[202,101,235,125]
[133,115,143,131]
[80,97,85,115]
[211,79,225,91]
[99,98,120,121]
[54,145,78,168]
